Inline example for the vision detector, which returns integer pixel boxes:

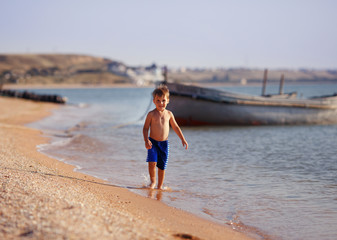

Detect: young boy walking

[143,85,188,190]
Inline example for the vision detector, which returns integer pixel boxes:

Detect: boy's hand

[182,139,188,150]
[145,139,152,149]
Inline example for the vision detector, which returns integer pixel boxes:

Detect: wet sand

[0,96,256,240]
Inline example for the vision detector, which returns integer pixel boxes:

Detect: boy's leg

[157,168,165,190]
[148,162,156,189]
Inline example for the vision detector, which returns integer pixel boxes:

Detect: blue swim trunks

[146,137,169,170]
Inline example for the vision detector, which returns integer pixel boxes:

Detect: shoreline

[0,96,256,239]
[2,79,335,90]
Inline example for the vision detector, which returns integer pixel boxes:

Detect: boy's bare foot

[149,182,156,189]
[156,186,173,191]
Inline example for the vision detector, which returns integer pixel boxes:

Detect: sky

[1,0,337,69]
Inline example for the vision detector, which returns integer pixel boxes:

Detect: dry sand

[0,96,256,240]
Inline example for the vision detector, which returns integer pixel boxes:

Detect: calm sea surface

[27,84,337,240]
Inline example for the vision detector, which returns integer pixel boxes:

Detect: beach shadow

[173,233,202,240]
[1,167,180,203]
[1,166,140,190]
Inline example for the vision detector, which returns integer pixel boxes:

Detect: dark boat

[166,82,337,126]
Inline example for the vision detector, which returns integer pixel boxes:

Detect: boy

[143,85,188,190]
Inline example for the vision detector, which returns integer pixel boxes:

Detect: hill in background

[0,54,131,85]
[1,54,336,87]
[169,67,337,85]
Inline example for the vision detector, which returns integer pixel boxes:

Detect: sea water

[27,84,337,240]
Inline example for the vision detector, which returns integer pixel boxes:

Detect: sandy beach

[0,96,256,240]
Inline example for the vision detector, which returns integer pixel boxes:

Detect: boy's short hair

[152,85,170,99]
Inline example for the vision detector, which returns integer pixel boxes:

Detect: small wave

[36,143,50,152]
[53,133,74,138]
[36,144,67,163]
[66,121,91,133]
[38,132,108,159]
[59,134,109,154]
[77,103,89,108]
[202,207,215,217]
[37,136,74,151]
[67,102,89,108]
[226,214,278,240]
[72,164,83,171]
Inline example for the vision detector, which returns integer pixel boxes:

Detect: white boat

[165,82,337,126]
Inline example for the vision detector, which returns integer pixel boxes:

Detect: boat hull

[168,95,337,126]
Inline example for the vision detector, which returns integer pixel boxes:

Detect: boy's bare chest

[152,112,170,125]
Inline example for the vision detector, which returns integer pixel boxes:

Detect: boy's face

[153,94,169,112]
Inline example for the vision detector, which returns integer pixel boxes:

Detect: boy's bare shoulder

[148,109,156,115]
[166,110,174,116]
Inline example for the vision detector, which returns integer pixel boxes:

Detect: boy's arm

[169,111,188,149]
[143,112,152,149]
